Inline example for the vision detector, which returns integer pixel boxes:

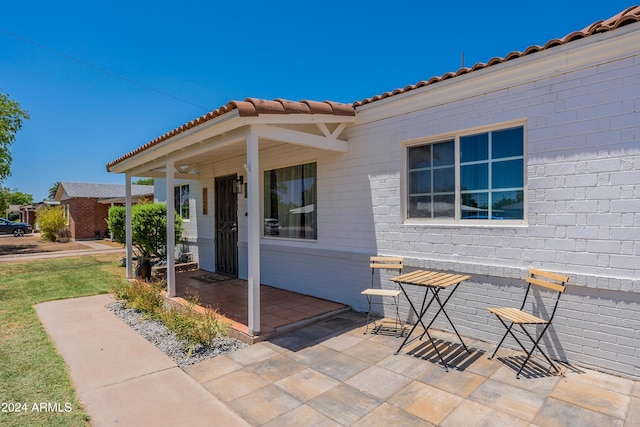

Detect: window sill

[403,219,528,228]
[261,236,318,244]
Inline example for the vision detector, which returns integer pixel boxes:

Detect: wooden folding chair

[361,256,405,336]
[487,268,569,378]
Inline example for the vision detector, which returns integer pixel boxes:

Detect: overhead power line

[0,28,208,110]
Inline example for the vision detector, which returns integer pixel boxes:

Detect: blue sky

[1,1,633,201]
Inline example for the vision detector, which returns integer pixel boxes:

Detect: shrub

[107,205,126,243]
[111,279,165,315]
[107,203,183,261]
[36,205,67,241]
[157,292,230,355]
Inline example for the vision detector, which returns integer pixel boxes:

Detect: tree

[0,187,33,215]
[48,181,61,200]
[0,91,30,183]
[133,178,154,186]
[0,187,9,214]
[9,190,33,206]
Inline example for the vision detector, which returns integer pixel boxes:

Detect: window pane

[492,190,524,219]
[492,127,523,158]
[407,140,455,219]
[410,170,431,194]
[174,184,189,219]
[492,159,523,189]
[433,194,455,217]
[461,192,489,219]
[460,133,488,162]
[409,145,431,169]
[409,195,432,218]
[461,164,488,191]
[433,140,454,166]
[433,166,454,192]
[264,162,317,239]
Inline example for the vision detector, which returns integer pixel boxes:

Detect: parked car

[0,217,33,237]
[264,218,281,235]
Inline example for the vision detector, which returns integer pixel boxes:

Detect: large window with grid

[407,126,524,222]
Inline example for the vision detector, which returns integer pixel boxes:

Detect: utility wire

[0,28,209,110]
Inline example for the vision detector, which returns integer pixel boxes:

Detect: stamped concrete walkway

[38,294,640,426]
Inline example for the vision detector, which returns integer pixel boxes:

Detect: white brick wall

[332,31,638,378]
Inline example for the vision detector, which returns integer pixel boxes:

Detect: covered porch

[166,269,350,344]
[106,98,356,337]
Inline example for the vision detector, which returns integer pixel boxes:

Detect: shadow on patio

[165,270,350,344]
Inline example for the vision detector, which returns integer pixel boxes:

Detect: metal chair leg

[364,295,374,334]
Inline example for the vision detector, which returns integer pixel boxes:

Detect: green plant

[158,292,230,355]
[36,205,67,241]
[111,279,165,315]
[107,203,183,261]
[0,187,33,214]
[0,90,30,183]
[111,280,229,355]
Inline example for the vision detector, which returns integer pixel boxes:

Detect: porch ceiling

[106,98,355,178]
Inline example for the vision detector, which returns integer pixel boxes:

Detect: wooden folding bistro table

[392,270,472,371]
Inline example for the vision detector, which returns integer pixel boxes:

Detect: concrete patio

[185,310,640,426]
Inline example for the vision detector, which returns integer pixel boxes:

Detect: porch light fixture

[233,176,244,194]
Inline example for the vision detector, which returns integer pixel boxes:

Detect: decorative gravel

[107,302,246,367]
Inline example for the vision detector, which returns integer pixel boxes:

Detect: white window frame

[174,183,190,220]
[402,120,527,226]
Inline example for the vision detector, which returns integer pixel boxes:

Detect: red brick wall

[64,198,111,240]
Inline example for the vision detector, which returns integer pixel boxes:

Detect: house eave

[109,114,354,177]
[108,111,243,175]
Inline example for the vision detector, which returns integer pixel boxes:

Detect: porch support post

[125,174,133,279]
[247,130,260,335]
[166,160,176,297]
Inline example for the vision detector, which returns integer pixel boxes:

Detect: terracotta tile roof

[353,6,640,107]
[106,98,354,171]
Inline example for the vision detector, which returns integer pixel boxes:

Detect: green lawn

[0,255,125,427]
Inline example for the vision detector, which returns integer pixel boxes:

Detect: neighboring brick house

[55,182,153,240]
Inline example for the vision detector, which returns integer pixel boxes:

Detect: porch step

[152,262,199,279]
[228,305,352,345]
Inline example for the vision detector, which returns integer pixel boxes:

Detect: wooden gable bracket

[317,122,348,139]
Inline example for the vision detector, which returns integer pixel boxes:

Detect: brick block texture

[64,198,111,240]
